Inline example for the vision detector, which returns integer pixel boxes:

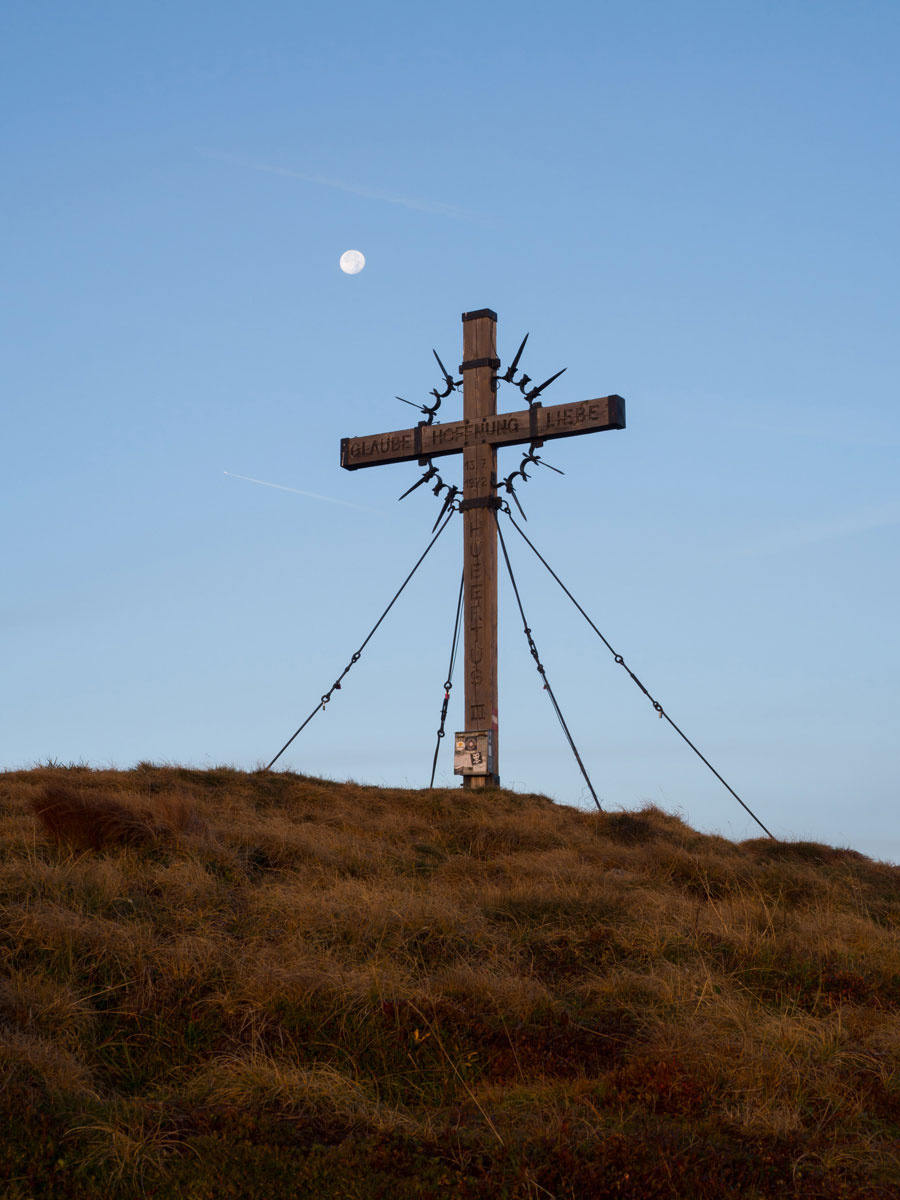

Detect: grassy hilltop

[1,765,899,1199]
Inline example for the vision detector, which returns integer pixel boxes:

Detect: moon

[339,249,366,275]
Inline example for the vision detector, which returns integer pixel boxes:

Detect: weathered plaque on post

[454,731,494,777]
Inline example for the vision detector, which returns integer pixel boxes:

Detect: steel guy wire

[266,507,457,770]
[502,510,776,840]
[429,570,465,788]
[494,508,602,812]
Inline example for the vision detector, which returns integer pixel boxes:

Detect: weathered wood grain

[461,311,499,788]
[340,395,625,469]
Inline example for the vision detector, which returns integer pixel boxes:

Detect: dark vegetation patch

[598,810,660,844]
[742,838,871,867]
[31,786,167,851]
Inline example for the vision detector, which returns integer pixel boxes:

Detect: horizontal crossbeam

[340,394,626,470]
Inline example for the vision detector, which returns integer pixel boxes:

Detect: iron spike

[432,349,453,383]
[508,332,529,373]
[432,487,457,531]
[526,367,567,401]
[396,395,425,412]
[509,486,528,522]
[397,469,435,501]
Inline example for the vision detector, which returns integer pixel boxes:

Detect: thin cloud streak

[224,471,384,515]
[202,149,479,222]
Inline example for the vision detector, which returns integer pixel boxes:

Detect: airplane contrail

[201,149,481,223]
[224,471,383,515]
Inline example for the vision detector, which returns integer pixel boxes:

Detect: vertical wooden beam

[460,309,500,788]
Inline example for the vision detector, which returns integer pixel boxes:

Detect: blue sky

[3,2,898,858]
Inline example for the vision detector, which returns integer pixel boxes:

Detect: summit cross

[340,308,625,789]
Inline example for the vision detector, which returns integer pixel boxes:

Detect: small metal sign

[454,730,494,777]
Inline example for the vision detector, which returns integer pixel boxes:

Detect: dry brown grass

[1,763,899,1198]
[30,783,208,851]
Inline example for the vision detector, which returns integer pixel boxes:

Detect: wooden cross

[340,308,625,789]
